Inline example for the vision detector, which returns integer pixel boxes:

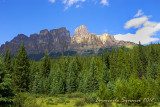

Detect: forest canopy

[0,42,160,106]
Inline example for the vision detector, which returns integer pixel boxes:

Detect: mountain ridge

[0,25,136,56]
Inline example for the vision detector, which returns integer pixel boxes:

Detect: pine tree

[29,62,39,92]
[0,57,14,106]
[100,64,110,84]
[109,48,118,81]
[116,47,125,78]
[50,65,64,95]
[4,50,12,73]
[90,58,99,92]
[138,41,147,74]
[41,51,51,78]
[75,53,82,73]
[12,43,30,92]
[84,58,99,93]
[127,73,144,105]
[141,76,156,106]
[96,82,108,107]
[101,51,110,69]
[61,54,70,93]
[113,78,129,100]
[77,72,84,92]
[156,72,160,101]
[146,61,157,80]
[32,72,40,94]
[66,60,77,93]
[43,77,50,94]
[131,48,143,78]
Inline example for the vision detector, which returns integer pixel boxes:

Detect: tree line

[1,42,160,106]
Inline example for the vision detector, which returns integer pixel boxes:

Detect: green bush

[74,99,85,106]
[84,93,97,104]
[13,93,40,107]
[64,99,70,104]
[46,98,54,105]
[67,92,85,98]
[55,97,65,104]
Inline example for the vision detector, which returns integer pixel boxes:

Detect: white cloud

[134,9,144,17]
[114,13,160,44]
[76,5,81,8]
[63,0,85,9]
[63,0,68,4]
[49,0,55,3]
[125,16,148,29]
[100,0,109,6]
[61,0,109,10]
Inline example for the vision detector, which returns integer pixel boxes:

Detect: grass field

[14,92,158,107]
[35,93,99,107]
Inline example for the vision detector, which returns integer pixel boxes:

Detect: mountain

[0,25,136,58]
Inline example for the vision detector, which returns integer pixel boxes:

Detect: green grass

[125,45,138,49]
[35,93,99,107]
[36,97,99,107]
[14,92,159,107]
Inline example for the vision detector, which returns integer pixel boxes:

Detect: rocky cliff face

[70,25,135,51]
[0,25,136,55]
[73,25,89,36]
[0,27,71,54]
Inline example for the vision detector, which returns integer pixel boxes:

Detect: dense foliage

[1,42,160,106]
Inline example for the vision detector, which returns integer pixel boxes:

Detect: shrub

[67,92,85,98]
[84,93,97,104]
[64,99,70,104]
[46,98,54,105]
[74,99,85,106]
[55,97,65,104]
[13,93,40,107]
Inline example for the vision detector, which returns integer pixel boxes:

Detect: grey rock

[0,25,136,56]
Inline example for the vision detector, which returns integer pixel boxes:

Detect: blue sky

[0,0,160,45]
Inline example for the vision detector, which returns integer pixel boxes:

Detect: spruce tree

[29,62,39,92]
[4,50,12,73]
[96,82,108,107]
[0,57,14,106]
[101,51,110,69]
[61,54,70,93]
[138,41,147,74]
[50,65,64,94]
[66,60,77,93]
[41,51,51,78]
[156,72,160,101]
[32,72,40,94]
[90,58,99,92]
[113,78,129,100]
[75,53,82,73]
[101,64,110,84]
[12,43,30,92]
[84,58,99,93]
[127,73,144,105]
[116,47,125,78]
[109,48,118,81]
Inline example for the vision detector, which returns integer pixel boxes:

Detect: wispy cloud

[63,0,86,10]
[114,10,160,44]
[100,0,109,6]
[125,16,148,29]
[49,0,55,3]
[49,0,109,10]
[76,5,81,8]
[134,9,144,17]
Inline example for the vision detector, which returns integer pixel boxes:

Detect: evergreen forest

[1,42,160,107]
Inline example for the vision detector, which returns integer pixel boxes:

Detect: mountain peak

[40,29,49,36]
[74,25,89,36]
